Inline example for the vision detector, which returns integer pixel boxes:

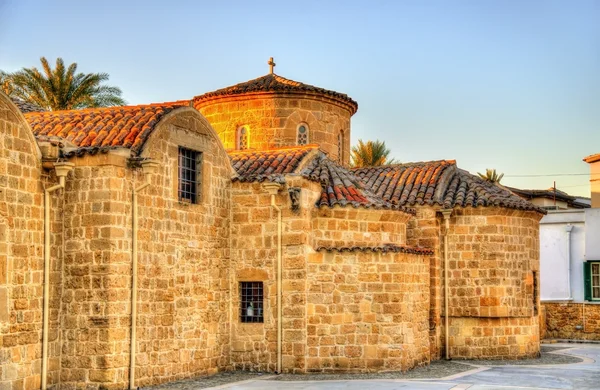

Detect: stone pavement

[154,343,600,390]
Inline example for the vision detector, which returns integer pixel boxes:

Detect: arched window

[296,123,309,145]
[338,130,344,162]
[237,126,249,150]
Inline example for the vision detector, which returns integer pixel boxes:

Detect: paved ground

[146,343,600,390]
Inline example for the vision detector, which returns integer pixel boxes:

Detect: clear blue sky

[1,0,598,196]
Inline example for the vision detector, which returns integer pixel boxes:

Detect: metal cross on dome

[268,57,276,74]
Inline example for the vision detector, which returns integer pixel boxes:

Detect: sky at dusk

[0,0,598,196]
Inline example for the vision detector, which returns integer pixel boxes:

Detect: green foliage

[0,70,13,96]
[1,57,125,110]
[477,168,504,183]
[350,139,397,168]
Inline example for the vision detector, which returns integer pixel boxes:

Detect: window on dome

[297,124,309,145]
[237,126,249,150]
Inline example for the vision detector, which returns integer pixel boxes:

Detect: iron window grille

[240,281,263,323]
[178,147,202,204]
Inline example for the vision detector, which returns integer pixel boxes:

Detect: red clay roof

[24,102,189,155]
[10,97,45,113]
[228,146,409,211]
[353,161,545,213]
[194,73,358,113]
[229,145,318,184]
[300,153,403,210]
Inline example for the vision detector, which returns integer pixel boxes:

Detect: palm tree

[477,168,504,183]
[3,57,125,110]
[0,70,13,96]
[350,139,397,167]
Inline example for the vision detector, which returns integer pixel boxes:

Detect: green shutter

[584,262,592,301]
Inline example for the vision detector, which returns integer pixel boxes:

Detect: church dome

[193,58,356,165]
[194,73,357,114]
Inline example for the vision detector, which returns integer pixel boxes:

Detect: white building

[540,209,600,302]
[536,154,600,340]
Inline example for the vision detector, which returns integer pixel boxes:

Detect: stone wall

[312,208,410,249]
[0,94,46,390]
[407,206,442,360]
[446,207,542,359]
[54,108,233,389]
[448,316,539,358]
[229,178,319,373]
[543,302,600,341]
[305,250,430,372]
[195,95,353,164]
[133,109,232,386]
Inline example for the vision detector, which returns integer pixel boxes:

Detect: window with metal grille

[238,126,249,150]
[178,147,201,203]
[240,282,263,323]
[297,124,309,145]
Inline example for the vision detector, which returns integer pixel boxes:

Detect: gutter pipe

[129,160,158,390]
[440,209,452,361]
[262,182,282,374]
[42,162,74,390]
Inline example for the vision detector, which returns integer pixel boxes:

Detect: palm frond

[350,139,397,168]
[7,57,125,110]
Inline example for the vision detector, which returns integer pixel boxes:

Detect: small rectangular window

[178,147,201,203]
[240,282,263,323]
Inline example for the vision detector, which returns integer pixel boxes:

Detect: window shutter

[584,261,591,301]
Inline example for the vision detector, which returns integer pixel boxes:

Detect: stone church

[0,59,544,389]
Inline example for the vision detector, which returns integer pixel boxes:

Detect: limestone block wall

[60,154,133,389]
[0,94,47,390]
[312,208,410,249]
[543,303,600,341]
[133,110,232,386]
[447,208,540,319]
[406,206,442,360]
[57,108,233,389]
[446,207,542,359]
[305,250,430,372]
[229,178,319,373]
[448,316,539,358]
[195,94,353,164]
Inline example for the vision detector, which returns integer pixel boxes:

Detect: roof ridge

[352,159,457,171]
[23,100,190,116]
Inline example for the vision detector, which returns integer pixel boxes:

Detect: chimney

[583,153,600,208]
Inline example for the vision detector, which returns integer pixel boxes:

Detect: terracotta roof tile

[229,147,414,213]
[315,244,434,255]
[10,97,45,113]
[301,154,400,210]
[353,161,545,214]
[194,73,358,113]
[24,101,189,155]
[229,145,318,184]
